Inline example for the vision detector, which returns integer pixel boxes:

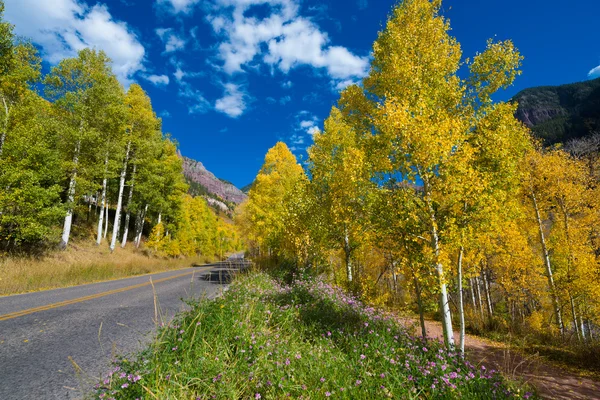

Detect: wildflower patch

[94,273,536,399]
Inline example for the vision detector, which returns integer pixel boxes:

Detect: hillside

[181,156,247,207]
[513,77,600,144]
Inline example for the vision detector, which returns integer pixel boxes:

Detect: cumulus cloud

[215,83,248,118]
[280,95,291,105]
[282,80,293,89]
[156,0,201,14]
[298,112,319,137]
[156,28,186,53]
[144,74,170,86]
[206,0,369,86]
[589,65,600,79]
[4,0,145,86]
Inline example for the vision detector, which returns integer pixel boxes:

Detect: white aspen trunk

[0,95,9,157]
[121,163,136,248]
[531,189,564,336]
[476,276,485,320]
[344,228,353,283]
[483,268,494,317]
[579,307,586,341]
[425,190,454,349]
[109,141,130,252]
[570,294,581,342]
[458,246,465,355]
[60,140,81,249]
[135,203,148,248]
[157,212,162,225]
[96,155,109,245]
[104,201,109,239]
[470,278,477,312]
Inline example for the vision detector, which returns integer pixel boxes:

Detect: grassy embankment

[95,272,537,399]
[0,240,216,296]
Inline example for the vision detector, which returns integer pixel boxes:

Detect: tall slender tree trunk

[121,163,136,248]
[96,155,109,245]
[60,140,81,249]
[570,294,581,342]
[343,227,353,283]
[579,306,586,342]
[110,141,130,252]
[470,278,477,313]
[0,96,9,157]
[135,204,148,248]
[482,266,494,318]
[425,188,454,349]
[476,276,484,320]
[531,189,564,336]
[104,201,109,239]
[458,246,465,354]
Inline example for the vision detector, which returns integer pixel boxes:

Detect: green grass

[94,272,538,399]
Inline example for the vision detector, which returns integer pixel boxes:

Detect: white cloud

[156,0,201,14]
[589,65,600,79]
[144,74,170,86]
[207,0,369,86]
[174,68,186,82]
[160,110,171,118]
[280,95,291,105]
[156,28,186,53]
[297,113,320,137]
[282,80,293,89]
[215,83,248,118]
[4,0,145,86]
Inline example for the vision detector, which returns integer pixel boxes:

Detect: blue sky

[4,0,600,187]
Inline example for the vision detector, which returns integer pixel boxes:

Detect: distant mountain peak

[181,156,247,206]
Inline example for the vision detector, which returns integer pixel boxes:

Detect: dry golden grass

[0,241,216,296]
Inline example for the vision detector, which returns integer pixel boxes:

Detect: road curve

[0,262,242,400]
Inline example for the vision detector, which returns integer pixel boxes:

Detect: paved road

[0,261,247,400]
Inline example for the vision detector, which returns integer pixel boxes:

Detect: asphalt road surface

[0,260,247,399]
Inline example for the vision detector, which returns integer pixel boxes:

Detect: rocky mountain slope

[181,156,247,206]
[513,77,600,144]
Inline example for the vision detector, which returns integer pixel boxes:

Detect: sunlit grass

[0,240,216,296]
[94,272,538,399]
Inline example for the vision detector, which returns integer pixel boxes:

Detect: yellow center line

[0,268,211,322]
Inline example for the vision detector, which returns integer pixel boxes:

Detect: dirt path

[401,319,600,399]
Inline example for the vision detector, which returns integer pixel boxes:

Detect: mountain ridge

[512,77,600,144]
[180,155,247,208]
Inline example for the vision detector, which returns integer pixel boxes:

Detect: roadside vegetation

[0,240,216,296]
[95,272,537,399]
[236,0,600,378]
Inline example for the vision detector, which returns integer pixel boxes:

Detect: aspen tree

[44,49,118,248]
[335,0,524,349]
[308,107,374,284]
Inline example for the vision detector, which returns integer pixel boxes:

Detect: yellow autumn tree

[335,0,525,349]
[239,142,307,266]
